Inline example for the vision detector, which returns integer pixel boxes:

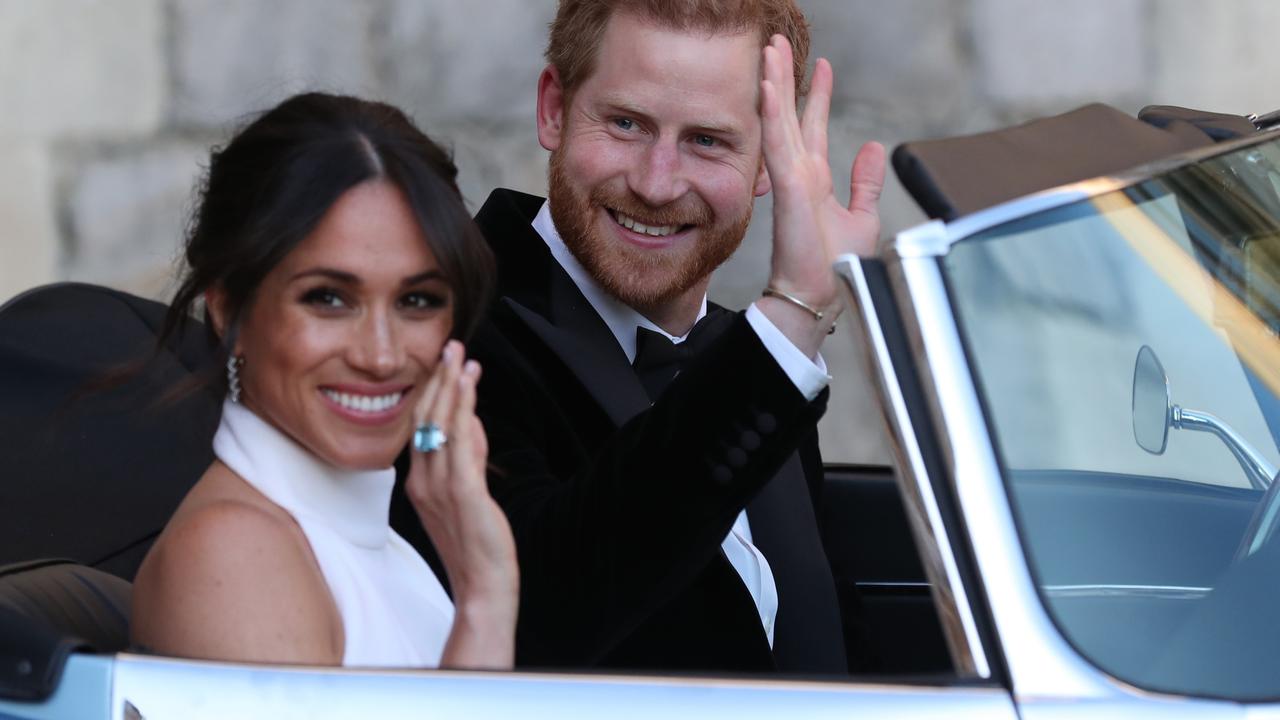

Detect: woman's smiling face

[229,180,453,470]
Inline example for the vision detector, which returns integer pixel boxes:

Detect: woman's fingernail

[441,342,454,362]
[464,359,480,376]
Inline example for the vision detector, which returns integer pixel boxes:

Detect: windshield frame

[871,127,1280,707]
[914,129,1280,259]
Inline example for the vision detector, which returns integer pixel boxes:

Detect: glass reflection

[946,136,1280,700]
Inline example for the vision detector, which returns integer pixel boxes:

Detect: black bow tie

[633,313,726,401]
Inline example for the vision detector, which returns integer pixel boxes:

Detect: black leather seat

[0,558,131,700]
[0,558,131,652]
[0,283,220,579]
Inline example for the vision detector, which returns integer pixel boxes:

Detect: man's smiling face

[539,11,770,314]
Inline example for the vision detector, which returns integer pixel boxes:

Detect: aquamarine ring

[413,422,448,453]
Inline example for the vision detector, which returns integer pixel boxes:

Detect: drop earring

[227,354,245,403]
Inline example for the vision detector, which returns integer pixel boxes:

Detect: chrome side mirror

[1132,345,1171,455]
[1130,345,1276,490]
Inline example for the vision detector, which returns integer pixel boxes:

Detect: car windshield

[945,134,1280,701]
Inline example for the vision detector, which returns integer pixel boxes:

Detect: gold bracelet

[762,287,837,334]
[762,286,824,321]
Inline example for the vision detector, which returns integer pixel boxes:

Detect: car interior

[0,280,958,703]
[3,102,1270,703]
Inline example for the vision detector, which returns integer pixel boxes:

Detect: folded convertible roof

[893,103,1262,222]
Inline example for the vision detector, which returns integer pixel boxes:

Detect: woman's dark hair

[160,92,494,399]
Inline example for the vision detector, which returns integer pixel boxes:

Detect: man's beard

[547,148,752,312]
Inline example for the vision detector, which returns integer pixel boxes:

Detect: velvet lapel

[502,289,650,427]
[476,189,651,427]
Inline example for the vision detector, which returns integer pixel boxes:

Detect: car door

[0,649,1020,720]
[839,132,1280,715]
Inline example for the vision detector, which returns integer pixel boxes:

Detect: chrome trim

[938,186,1099,251]
[1043,585,1211,600]
[834,254,991,679]
[106,653,1019,720]
[884,245,1118,699]
[1173,406,1277,491]
[1252,109,1280,131]
[856,581,932,591]
[892,219,953,259]
[890,128,1280,255]
[9,651,1255,720]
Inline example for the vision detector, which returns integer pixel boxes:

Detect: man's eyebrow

[692,120,742,137]
[599,99,655,122]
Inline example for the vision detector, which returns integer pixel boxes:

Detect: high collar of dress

[532,201,707,364]
[212,400,396,550]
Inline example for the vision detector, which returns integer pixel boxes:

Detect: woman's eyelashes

[301,286,347,310]
[398,290,449,313]
[297,286,449,314]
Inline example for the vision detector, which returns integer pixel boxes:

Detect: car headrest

[892,103,1256,222]
[0,283,220,579]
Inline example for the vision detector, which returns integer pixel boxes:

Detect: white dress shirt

[531,202,831,646]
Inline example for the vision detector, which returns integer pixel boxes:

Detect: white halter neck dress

[212,401,454,667]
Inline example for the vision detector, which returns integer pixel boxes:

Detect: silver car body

[5,132,1280,720]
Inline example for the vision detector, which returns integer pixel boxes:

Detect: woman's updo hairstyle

[161,92,494,399]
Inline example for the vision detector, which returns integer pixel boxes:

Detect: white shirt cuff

[745,303,830,401]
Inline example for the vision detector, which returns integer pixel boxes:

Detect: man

[394,0,884,674]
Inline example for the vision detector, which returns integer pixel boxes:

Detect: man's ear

[753,160,772,197]
[536,64,566,152]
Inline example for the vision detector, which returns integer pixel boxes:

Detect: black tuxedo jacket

[393,189,846,674]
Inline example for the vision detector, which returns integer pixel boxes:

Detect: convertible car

[4,102,1280,718]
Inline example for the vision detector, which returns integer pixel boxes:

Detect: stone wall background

[2,0,1278,463]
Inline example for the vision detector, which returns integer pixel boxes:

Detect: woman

[130,93,518,669]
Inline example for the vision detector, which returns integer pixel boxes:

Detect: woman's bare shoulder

[132,465,342,665]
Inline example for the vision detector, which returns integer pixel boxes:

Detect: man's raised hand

[758,34,885,357]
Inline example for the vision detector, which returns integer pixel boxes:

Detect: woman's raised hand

[405,339,518,669]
